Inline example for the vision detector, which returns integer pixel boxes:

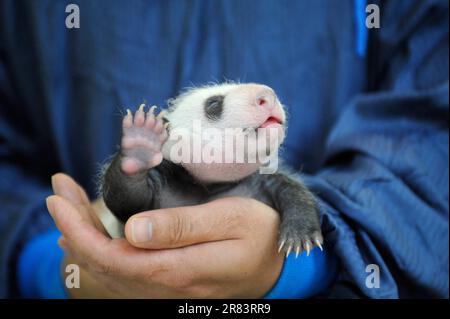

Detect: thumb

[124,197,263,249]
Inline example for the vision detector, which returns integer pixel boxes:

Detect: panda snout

[229,84,284,127]
[255,88,277,110]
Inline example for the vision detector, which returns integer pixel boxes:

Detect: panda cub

[101,83,323,256]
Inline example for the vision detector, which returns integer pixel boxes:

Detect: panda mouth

[242,116,284,134]
[259,116,283,129]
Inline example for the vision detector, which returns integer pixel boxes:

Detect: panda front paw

[120,104,168,175]
[278,217,323,258]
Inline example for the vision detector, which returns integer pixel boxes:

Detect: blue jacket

[0,0,448,298]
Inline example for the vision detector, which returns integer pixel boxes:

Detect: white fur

[162,83,287,183]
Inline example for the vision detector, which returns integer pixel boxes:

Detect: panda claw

[286,245,292,257]
[148,105,157,114]
[305,241,311,256]
[316,240,323,251]
[156,110,167,120]
[123,109,133,128]
[295,246,301,258]
[278,240,286,253]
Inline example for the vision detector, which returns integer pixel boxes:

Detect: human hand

[50,174,118,298]
[48,173,284,298]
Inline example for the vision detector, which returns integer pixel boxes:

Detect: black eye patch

[204,95,224,121]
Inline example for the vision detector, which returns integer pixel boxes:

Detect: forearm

[0,163,55,298]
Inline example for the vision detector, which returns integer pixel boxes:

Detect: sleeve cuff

[17,228,68,299]
[264,246,338,299]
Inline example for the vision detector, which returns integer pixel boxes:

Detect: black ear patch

[204,95,224,121]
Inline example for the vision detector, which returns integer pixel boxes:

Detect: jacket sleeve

[304,0,448,298]
[0,53,55,298]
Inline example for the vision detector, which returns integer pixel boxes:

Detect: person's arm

[19,171,335,300]
[22,167,338,300]
[18,0,448,300]
[0,59,56,298]
[0,164,56,298]
[300,0,449,297]
[47,172,338,299]
[17,228,67,298]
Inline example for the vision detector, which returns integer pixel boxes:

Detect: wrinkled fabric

[0,0,448,298]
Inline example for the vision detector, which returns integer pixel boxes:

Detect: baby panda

[101,83,323,256]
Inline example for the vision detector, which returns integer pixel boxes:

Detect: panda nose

[255,89,276,109]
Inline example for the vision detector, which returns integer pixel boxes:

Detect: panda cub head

[162,83,287,183]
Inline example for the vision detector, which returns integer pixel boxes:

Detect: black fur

[204,95,224,121]
[102,152,322,251]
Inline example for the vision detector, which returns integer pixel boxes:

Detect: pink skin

[255,89,284,128]
[222,84,285,130]
[121,105,168,175]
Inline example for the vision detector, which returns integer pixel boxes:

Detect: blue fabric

[17,229,67,299]
[0,0,448,298]
[354,0,368,57]
[265,248,339,299]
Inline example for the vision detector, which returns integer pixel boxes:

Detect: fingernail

[51,175,67,197]
[131,218,153,243]
[51,175,59,192]
[46,196,54,212]
[51,175,81,204]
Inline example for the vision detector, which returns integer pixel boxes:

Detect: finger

[51,173,106,233]
[51,173,90,205]
[48,195,169,279]
[46,195,113,270]
[124,197,273,249]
